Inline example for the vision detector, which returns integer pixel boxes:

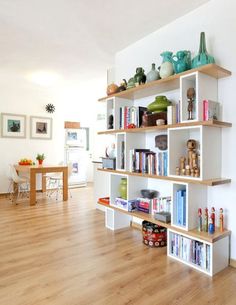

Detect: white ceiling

[0,0,209,82]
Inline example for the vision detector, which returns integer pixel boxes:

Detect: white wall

[115,0,236,259]
[0,72,106,192]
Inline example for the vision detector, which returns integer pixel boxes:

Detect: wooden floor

[0,186,236,305]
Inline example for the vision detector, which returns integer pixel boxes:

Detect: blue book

[182,190,186,226]
[177,190,183,225]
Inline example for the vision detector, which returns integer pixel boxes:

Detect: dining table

[14,164,68,205]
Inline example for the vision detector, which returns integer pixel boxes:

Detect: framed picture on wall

[30,116,52,140]
[1,113,26,138]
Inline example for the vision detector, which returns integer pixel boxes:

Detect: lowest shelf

[98,201,230,243]
[98,168,231,186]
[98,119,232,135]
[98,64,231,102]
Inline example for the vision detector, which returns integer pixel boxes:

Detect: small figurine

[180,157,186,173]
[117,79,127,92]
[210,207,215,228]
[187,139,197,170]
[194,168,200,177]
[198,208,202,232]
[204,208,208,232]
[185,165,190,176]
[187,87,195,120]
[219,208,224,232]
[108,114,114,129]
[176,167,180,175]
[191,168,195,177]
[141,111,149,127]
[209,217,215,234]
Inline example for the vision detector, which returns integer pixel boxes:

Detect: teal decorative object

[159,51,174,79]
[192,32,215,68]
[119,178,127,199]
[147,96,171,113]
[127,77,135,89]
[146,63,160,82]
[171,50,191,74]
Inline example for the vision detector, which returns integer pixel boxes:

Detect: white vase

[159,61,174,79]
[146,63,160,82]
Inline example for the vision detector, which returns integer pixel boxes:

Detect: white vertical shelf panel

[105,207,131,230]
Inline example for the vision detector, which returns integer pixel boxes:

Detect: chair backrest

[9,164,21,183]
[67,162,73,177]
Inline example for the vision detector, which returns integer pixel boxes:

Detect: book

[167,105,177,125]
[203,100,220,121]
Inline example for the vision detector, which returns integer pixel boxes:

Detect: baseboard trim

[230,258,236,268]
[131,221,142,230]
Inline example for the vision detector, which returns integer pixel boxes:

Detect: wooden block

[64,121,80,129]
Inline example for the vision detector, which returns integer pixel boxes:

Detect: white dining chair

[9,164,30,203]
[48,162,73,200]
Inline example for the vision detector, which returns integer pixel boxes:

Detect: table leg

[30,170,36,205]
[63,168,68,201]
[12,182,18,203]
[42,174,46,193]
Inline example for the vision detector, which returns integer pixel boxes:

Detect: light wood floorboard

[0,186,236,305]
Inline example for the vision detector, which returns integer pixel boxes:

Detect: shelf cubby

[168,126,221,181]
[171,182,207,231]
[167,228,229,276]
[180,72,218,122]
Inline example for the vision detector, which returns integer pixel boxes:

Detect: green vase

[192,32,215,68]
[147,96,171,113]
[119,178,127,200]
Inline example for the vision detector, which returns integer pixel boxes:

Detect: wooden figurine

[198,208,202,232]
[187,139,196,170]
[182,168,186,175]
[187,87,195,120]
[180,157,186,174]
[209,217,215,234]
[219,208,224,232]
[185,165,190,176]
[204,208,208,232]
[194,167,200,177]
[211,207,215,228]
[192,153,197,168]
[176,167,180,175]
[191,168,195,177]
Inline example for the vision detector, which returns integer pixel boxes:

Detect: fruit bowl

[18,159,33,166]
[140,189,158,199]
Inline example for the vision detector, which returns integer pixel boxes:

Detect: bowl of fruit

[18,158,34,166]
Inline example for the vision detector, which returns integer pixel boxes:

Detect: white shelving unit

[96,65,231,276]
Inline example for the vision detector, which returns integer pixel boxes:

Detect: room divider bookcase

[96,64,232,276]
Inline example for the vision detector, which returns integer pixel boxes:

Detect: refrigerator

[64,128,88,187]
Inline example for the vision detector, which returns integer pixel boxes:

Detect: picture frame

[1,113,26,138]
[30,116,52,140]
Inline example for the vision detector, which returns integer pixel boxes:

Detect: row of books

[167,101,181,125]
[129,149,168,176]
[167,100,220,124]
[174,189,186,227]
[169,232,211,271]
[119,106,147,129]
[152,196,171,214]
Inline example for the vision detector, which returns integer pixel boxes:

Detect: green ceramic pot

[119,178,127,199]
[147,96,171,113]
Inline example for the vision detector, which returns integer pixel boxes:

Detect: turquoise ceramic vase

[192,32,215,68]
[146,63,160,82]
[159,51,174,79]
[171,50,191,74]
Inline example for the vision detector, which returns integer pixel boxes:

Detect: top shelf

[98,64,231,102]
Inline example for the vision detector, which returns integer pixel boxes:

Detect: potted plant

[36,153,45,165]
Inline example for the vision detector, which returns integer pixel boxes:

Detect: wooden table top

[15,164,68,173]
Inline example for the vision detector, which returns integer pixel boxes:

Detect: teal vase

[192,32,215,68]
[119,178,127,200]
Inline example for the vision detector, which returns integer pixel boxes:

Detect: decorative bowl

[140,189,158,199]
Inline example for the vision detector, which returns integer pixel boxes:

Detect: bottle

[119,178,127,200]
[146,63,160,82]
[198,208,202,232]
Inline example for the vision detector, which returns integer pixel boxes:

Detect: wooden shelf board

[97,201,230,243]
[97,168,231,186]
[98,64,231,102]
[97,120,232,135]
